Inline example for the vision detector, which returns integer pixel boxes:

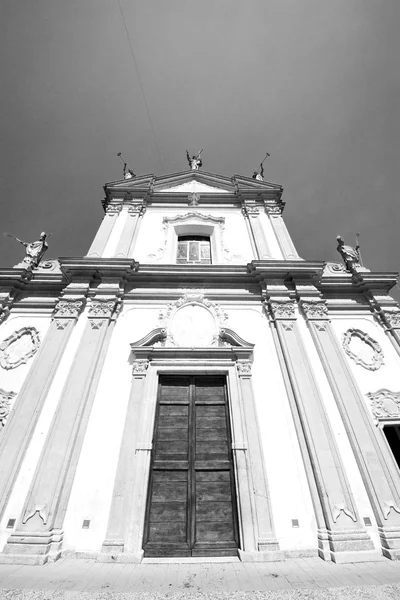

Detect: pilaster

[299,295,400,560]
[100,358,149,561]
[265,205,301,260]
[265,292,376,562]
[86,204,122,257]
[235,359,283,561]
[0,296,85,522]
[115,201,146,258]
[241,203,271,259]
[0,296,120,564]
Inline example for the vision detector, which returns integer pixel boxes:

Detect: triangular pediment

[104,169,283,200]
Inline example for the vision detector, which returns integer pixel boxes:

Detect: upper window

[177,236,211,264]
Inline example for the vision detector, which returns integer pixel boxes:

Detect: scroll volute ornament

[342,328,384,371]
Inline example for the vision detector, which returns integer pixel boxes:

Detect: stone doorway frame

[100,328,282,562]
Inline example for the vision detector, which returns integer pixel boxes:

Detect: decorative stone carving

[53,298,85,319]
[301,301,329,320]
[265,205,283,216]
[324,262,347,274]
[383,501,400,520]
[132,359,149,375]
[236,360,252,376]
[242,204,260,218]
[158,293,229,347]
[22,504,48,525]
[342,329,384,371]
[106,204,122,216]
[188,193,200,206]
[269,300,296,320]
[0,327,40,370]
[55,320,69,331]
[367,389,400,421]
[128,204,146,216]
[332,503,356,523]
[382,310,400,329]
[0,305,11,325]
[88,298,118,319]
[0,389,16,427]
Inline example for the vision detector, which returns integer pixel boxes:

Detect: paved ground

[0,557,400,599]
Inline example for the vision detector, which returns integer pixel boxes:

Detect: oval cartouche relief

[0,327,40,370]
[169,304,217,347]
[342,328,384,371]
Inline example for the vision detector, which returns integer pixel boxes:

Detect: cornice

[58,257,139,279]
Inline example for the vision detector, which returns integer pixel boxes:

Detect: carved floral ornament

[367,389,400,422]
[106,203,122,216]
[382,310,400,329]
[0,327,40,370]
[342,328,384,371]
[0,389,16,427]
[128,203,146,216]
[88,298,118,319]
[268,300,296,320]
[265,204,283,216]
[53,298,85,319]
[301,301,329,320]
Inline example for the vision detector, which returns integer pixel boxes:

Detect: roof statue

[186,149,203,170]
[117,152,135,180]
[336,234,362,272]
[252,152,270,182]
[6,231,49,269]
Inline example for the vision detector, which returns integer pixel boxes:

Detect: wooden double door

[143,375,239,557]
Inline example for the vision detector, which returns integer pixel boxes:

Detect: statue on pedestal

[7,232,49,269]
[186,149,203,170]
[336,235,361,272]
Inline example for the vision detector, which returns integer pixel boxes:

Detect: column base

[238,549,285,562]
[318,527,382,563]
[0,528,64,565]
[379,526,400,560]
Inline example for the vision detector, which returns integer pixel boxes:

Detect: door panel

[143,375,239,557]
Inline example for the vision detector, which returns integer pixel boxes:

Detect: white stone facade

[0,169,399,564]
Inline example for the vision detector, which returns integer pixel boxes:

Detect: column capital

[88,297,121,328]
[265,298,297,320]
[236,359,252,377]
[128,203,146,217]
[264,204,283,216]
[52,297,86,320]
[300,300,329,321]
[132,359,150,376]
[381,309,400,330]
[105,203,122,216]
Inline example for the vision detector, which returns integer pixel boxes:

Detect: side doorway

[142,374,239,557]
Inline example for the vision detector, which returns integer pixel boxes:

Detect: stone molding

[0,389,16,427]
[301,301,329,320]
[0,327,40,370]
[367,389,400,422]
[342,328,384,371]
[242,204,260,218]
[53,298,85,319]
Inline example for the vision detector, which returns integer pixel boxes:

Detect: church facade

[0,168,400,565]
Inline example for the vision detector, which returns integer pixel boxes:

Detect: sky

[1,1,399,298]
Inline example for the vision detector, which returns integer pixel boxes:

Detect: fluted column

[300,298,400,560]
[242,204,272,259]
[0,297,85,522]
[87,204,122,257]
[266,297,376,562]
[1,297,120,564]
[235,359,282,559]
[265,205,301,260]
[115,203,146,258]
[100,358,149,560]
